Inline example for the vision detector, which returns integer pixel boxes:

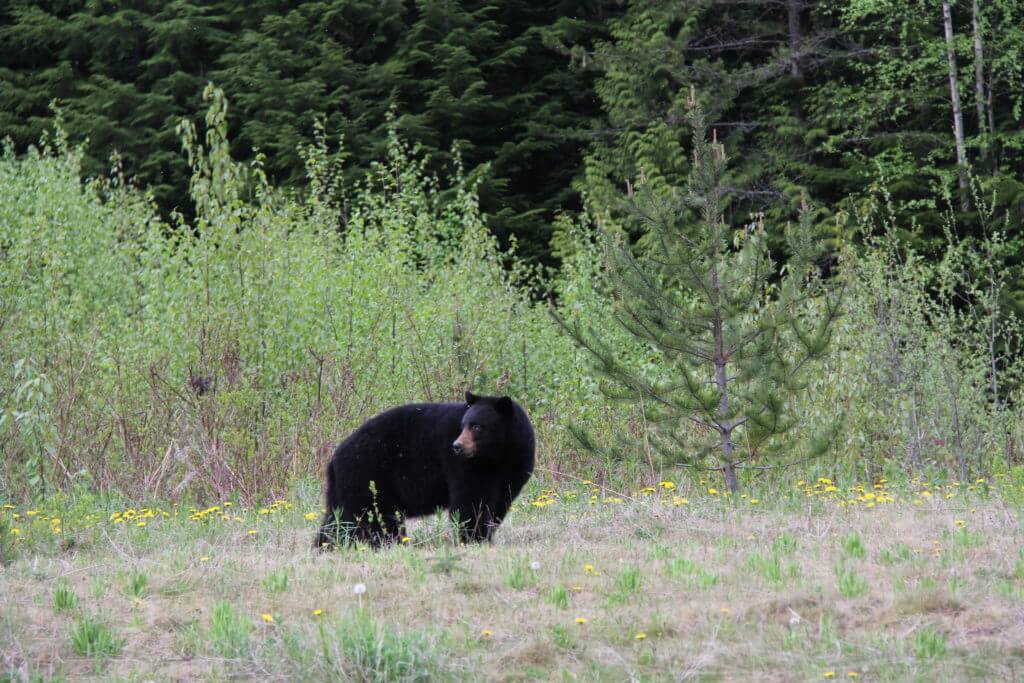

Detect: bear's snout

[453,427,477,457]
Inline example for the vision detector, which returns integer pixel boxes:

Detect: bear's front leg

[449,498,496,543]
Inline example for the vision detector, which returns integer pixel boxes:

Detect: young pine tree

[556,90,841,493]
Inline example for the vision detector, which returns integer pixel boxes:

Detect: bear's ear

[465,390,479,406]
[495,396,513,414]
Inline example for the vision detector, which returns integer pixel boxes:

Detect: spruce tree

[556,92,841,493]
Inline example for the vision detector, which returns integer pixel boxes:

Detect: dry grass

[1,484,1023,681]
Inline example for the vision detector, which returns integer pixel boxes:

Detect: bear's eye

[471,424,482,434]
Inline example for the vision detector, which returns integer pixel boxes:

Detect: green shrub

[68,614,123,658]
[53,584,78,613]
[208,601,252,658]
[315,609,446,682]
[914,624,948,659]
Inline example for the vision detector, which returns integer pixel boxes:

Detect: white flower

[353,583,366,595]
[530,561,541,571]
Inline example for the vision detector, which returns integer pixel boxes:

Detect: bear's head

[452,391,520,459]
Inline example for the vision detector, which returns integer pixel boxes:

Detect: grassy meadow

[4,96,1024,681]
[2,476,1024,681]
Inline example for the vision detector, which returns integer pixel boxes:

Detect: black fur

[316,392,534,548]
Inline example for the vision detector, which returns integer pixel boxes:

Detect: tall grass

[2,87,1021,501]
[0,89,596,501]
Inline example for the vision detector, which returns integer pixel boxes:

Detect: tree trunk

[716,359,738,493]
[787,0,803,78]
[971,0,989,161]
[942,2,969,208]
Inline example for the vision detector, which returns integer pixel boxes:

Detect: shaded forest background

[3,0,1023,268]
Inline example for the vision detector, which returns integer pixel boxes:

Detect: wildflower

[26,510,38,516]
[975,478,985,484]
[136,522,146,527]
[575,617,588,624]
[261,613,274,623]
[304,512,318,521]
[823,672,835,679]
[247,529,257,536]
[530,560,541,570]
[848,673,859,679]
[582,480,593,485]
[584,564,595,574]
[570,586,582,592]
[401,536,412,544]
[312,609,323,617]
[954,520,966,528]
[673,497,689,506]
[659,481,675,490]
[708,488,718,495]
[634,632,647,640]
[353,583,366,595]
[749,498,760,505]
[12,528,20,537]
[481,629,493,637]
[200,556,210,562]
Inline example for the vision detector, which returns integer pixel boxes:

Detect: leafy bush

[0,89,597,500]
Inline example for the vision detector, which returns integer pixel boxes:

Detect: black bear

[316,391,535,548]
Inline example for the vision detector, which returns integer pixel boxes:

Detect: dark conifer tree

[555,94,842,493]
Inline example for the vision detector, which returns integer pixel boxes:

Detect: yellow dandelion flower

[848,673,859,679]
[26,510,38,516]
[575,617,588,624]
[749,498,760,505]
[708,488,718,495]
[304,512,318,521]
[584,564,595,573]
[673,497,689,506]
[823,672,835,679]
[53,527,61,534]
[570,586,582,592]
[261,613,274,623]
[12,528,20,536]
[719,607,729,613]
[401,536,412,544]
[481,629,493,637]
[247,529,257,535]
[200,556,210,562]
[634,632,647,640]
[313,609,324,617]
[659,481,675,490]
[954,519,966,528]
